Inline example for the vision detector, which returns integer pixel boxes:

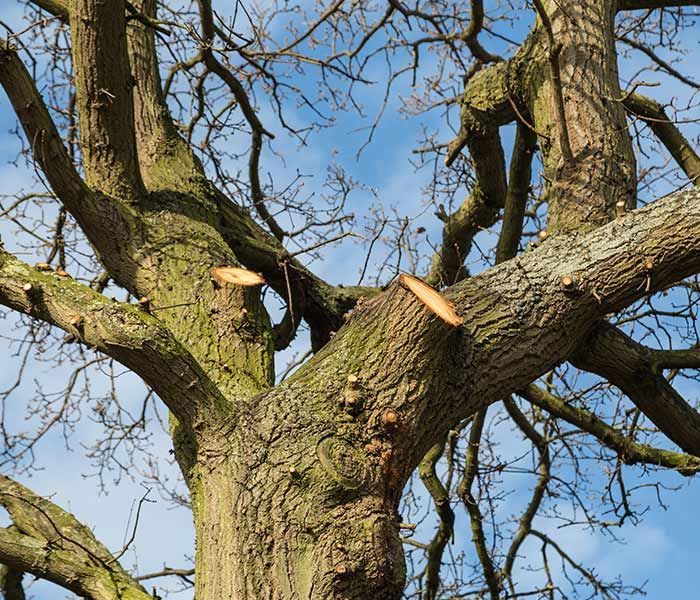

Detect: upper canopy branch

[521,385,700,475]
[28,0,68,18]
[617,0,700,9]
[69,0,145,200]
[0,45,90,220]
[0,43,145,288]
[623,93,700,184]
[427,128,507,287]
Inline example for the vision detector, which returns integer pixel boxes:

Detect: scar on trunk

[398,273,463,327]
[210,266,265,286]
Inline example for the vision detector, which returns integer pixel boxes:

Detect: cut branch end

[398,274,464,327]
[210,266,266,287]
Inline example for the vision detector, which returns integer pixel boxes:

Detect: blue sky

[1,1,699,598]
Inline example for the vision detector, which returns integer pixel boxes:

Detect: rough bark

[525,0,637,234]
[188,185,700,599]
[2,1,700,598]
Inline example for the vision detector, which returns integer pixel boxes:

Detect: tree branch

[457,411,500,599]
[430,58,520,285]
[623,93,700,183]
[618,36,699,89]
[501,398,550,585]
[196,0,273,139]
[0,475,152,600]
[0,249,223,424]
[418,435,455,600]
[460,0,501,63]
[266,186,700,473]
[531,0,574,164]
[70,0,145,200]
[0,530,25,600]
[617,0,700,10]
[0,46,90,219]
[427,128,507,286]
[445,60,513,168]
[28,0,69,19]
[126,0,189,181]
[521,384,700,475]
[0,42,142,288]
[571,322,700,456]
[495,123,538,263]
[217,196,375,349]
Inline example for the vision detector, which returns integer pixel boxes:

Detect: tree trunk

[187,186,700,598]
[1,1,699,599]
[191,282,465,599]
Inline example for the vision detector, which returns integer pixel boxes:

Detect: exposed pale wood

[210,266,266,286]
[398,274,464,327]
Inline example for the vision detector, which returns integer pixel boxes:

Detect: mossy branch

[521,384,700,475]
[0,249,224,424]
[0,531,25,600]
[0,475,152,600]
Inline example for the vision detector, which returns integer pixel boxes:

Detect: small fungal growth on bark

[397,274,463,327]
[210,266,266,286]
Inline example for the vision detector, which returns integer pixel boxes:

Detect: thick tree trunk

[189,180,700,598]
[191,282,465,599]
[193,442,406,599]
[524,0,636,233]
[2,2,699,599]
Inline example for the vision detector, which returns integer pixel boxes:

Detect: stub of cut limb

[398,274,464,327]
[210,266,266,286]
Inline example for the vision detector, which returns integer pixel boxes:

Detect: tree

[0,0,699,598]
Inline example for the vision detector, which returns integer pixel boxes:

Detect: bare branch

[428,128,507,286]
[571,322,700,456]
[618,0,700,10]
[623,93,700,183]
[418,435,455,600]
[457,411,501,599]
[0,250,224,424]
[618,35,700,89]
[495,123,538,263]
[521,384,700,475]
